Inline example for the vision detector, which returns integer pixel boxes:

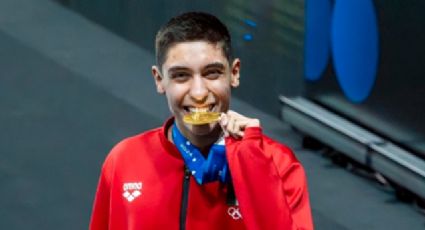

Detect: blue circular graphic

[331,0,379,103]
[304,0,332,81]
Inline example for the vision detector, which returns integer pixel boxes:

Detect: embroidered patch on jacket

[122,182,142,202]
[227,206,243,220]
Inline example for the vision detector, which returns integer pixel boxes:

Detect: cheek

[166,93,179,108]
[213,85,231,103]
[165,86,186,110]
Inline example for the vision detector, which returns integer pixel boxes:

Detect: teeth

[189,107,209,113]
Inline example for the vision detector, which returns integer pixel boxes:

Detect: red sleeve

[89,158,113,230]
[226,127,313,230]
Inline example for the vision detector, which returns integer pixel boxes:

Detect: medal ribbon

[172,123,230,185]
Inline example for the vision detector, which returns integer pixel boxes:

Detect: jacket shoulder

[263,135,298,160]
[262,135,303,176]
[103,127,162,165]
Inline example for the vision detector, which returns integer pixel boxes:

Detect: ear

[230,58,241,88]
[152,65,165,94]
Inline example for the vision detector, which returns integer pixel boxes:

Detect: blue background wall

[305,0,425,158]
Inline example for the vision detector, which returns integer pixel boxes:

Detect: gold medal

[183,112,221,125]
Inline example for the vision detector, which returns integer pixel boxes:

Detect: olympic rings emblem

[227,206,243,220]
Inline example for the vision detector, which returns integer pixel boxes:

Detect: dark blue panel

[304,0,332,81]
[331,0,379,102]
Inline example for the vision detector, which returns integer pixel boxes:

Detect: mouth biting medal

[183,111,221,125]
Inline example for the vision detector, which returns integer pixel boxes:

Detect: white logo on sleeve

[122,182,143,202]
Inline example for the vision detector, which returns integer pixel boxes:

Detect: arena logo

[122,182,143,202]
[304,0,379,103]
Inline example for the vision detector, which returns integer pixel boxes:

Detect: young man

[90,12,313,230]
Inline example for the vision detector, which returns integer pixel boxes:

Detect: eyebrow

[167,62,226,74]
[204,62,225,70]
[168,66,191,74]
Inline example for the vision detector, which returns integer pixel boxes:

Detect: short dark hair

[155,12,232,69]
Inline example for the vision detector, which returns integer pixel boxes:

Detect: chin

[186,122,219,136]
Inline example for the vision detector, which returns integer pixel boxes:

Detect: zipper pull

[184,168,191,179]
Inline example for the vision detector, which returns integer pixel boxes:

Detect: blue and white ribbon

[172,124,230,185]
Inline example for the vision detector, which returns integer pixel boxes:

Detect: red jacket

[90,119,313,229]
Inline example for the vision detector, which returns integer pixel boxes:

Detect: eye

[171,72,190,82]
[204,69,224,79]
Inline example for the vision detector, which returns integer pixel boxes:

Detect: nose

[189,75,208,102]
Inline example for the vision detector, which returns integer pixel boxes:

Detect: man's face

[152,41,240,138]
